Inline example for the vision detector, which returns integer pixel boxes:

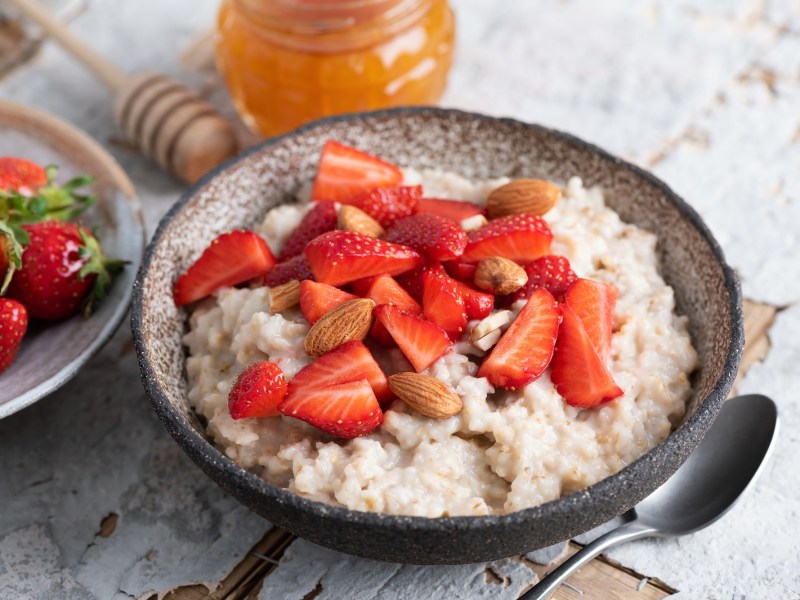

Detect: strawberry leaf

[0,221,23,295]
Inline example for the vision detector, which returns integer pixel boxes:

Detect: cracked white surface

[0,0,798,598]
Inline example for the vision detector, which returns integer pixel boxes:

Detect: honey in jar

[215,0,455,137]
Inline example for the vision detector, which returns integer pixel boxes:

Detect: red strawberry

[514,255,578,303]
[174,230,274,307]
[0,298,27,373]
[305,230,424,287]
[299,280,357,325]
[0,157,47,195]
[228,361,287,419]
[366,275,422,345]
[550,304,624,408]
[8,221,123,320]
[348,276,378,296]
[280,378,383,439]
[311,141,402,202]
[278,201,337,261]
[443,260,477,282]
[382,213,467,261]
[346,185,421,228]
[374,304,451,372]
[262,254,314,287]
[422,264,467,339]
[394,266,426,302]
[452,280,494,320]
[287,340,391,403]
[416,197,484,222]
[477,288,559,390]
[461,214,552,264]
[564,278,619,361]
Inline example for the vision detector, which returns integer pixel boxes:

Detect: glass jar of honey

[215,0,455,137]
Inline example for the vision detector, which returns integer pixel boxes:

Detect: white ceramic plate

[0,99,145,418]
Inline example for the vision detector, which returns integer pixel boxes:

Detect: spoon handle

[519,520,658,600]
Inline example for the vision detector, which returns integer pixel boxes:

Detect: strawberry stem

[77,228,126,316]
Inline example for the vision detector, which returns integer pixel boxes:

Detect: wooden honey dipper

[6,0,239,183]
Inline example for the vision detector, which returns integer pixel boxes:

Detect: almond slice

[388,372,462,419]
[473,328,502,352]
[269,279,301,313]
[338,205,385,238]
[304,298,376,357]
[487,179,561,218]
[460,213,488,232]
[474,257,528,295]
[470,310,514,343]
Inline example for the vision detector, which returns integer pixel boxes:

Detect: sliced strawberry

[278,201,337,261]
[174,231,275,306]
[347,276,378,296]
[345,185,421,228]
[513,255,578,303]
[305,230,424,286]
[550,304,624,408]
[382,213,467,261]
[395,266,426,302]
[287,339,391,402]
[366,275,423,345]
[422,264,467,339]
[477,288,559,390]
[228,361,287,419]
[311,141,402,202]
[374,304,451,372]
[299,280,358,325]
[416,197,484,222]
[564,278,619,361]
[262,254,314,287]
[452,279,494,320]
[461,214,552,264]
[280,379,383,439]
[443,259,477,282]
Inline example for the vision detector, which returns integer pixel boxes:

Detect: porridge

[179,142,697,517]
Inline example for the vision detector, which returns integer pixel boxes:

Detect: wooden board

[156,299,777,600]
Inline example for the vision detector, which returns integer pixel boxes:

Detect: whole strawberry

[7,221,122,320]
[0,157,48,196]
[0,298,28,373]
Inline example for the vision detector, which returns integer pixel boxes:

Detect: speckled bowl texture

[132,108,743,565]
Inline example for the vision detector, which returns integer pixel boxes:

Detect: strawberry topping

[228,361,287,419]
[416,197,484,222]
[477,288,560,390]
[311,141,402,202]
[514,255,578,303]
[305,230,424,287]
[345,185,422,228]
[262,254,314,287]
[278,201,337,261]
[453,279,494,320]
[299,280,358,325]
[422,264,468,339]
[550,304,624,408]
[382,213,467,261]
[374,304,451,372]
[366,274,422,346]
[564,278,619,361]
[461,214,552,264]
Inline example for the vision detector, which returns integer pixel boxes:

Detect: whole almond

[487,179,561,218]
[269,279,301,313]
[474,257,528,295]
[338,205,385,238]
[388,372,462,419]
[304,298,376,357]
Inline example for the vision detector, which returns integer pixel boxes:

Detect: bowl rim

[131,106,743,534]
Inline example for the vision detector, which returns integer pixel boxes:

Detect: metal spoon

[520,393,779,600]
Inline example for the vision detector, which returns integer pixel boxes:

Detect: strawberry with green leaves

[6,221,123,320]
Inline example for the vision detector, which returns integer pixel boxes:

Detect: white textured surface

[0,0,798,598]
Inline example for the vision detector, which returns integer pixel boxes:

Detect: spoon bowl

[522,394,779,600]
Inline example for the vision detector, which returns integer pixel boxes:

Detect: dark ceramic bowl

[131,108,743,565]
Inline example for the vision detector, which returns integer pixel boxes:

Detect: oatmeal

[182,167,697,517]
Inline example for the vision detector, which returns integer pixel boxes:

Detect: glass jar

[215,0,455,137]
